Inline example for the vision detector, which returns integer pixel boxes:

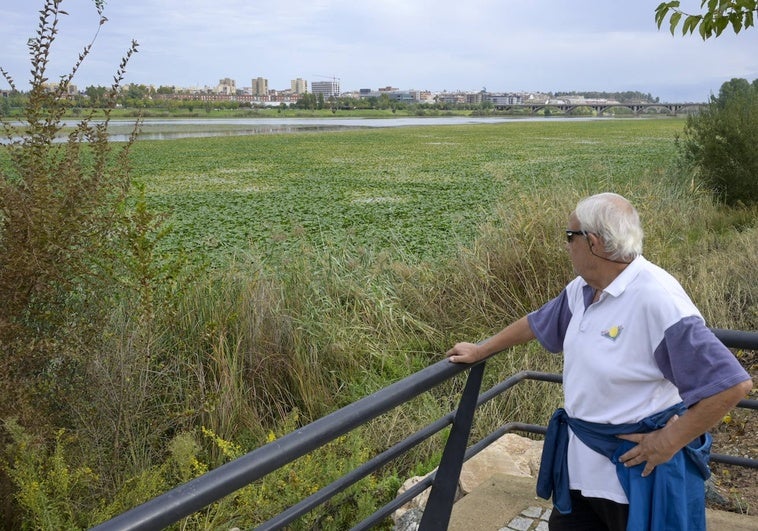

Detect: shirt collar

[602,255,645,298]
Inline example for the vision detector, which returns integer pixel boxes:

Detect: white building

[311,80,340,98]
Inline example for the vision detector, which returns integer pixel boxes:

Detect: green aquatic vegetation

[130,119,686,265]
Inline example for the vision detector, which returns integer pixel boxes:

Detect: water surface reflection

[5,116,605,143]
[109,116,558,141]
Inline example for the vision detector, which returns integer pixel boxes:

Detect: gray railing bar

[420,362,486,530]
[710,453,758,468]
[352,470,437,531]
[356,421,549,530]
[93,358,469,531]
[355,403,551,529]
[480,370,563,402]
[474,422,547,453]
[353,368,530,530]
[711,328,758,350]
[257,399,459,530]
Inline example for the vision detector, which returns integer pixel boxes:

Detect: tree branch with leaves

[656,0,756,39]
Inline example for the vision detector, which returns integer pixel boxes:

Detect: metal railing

[93,328,757,530]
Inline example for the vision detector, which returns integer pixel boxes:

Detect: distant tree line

[550,91,660,103]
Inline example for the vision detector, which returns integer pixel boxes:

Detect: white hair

[575,193,643,261]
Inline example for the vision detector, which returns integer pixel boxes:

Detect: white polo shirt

[527,256,750,503]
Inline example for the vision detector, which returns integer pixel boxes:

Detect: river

[83,115,607,142]
[2,115,609,143]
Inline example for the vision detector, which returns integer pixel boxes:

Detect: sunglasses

[565,229,588,243]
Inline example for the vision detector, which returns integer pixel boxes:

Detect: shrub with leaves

[0,2,140,525]
[675,78,757,205]
[3,419,96,530]
[0,0,139,414]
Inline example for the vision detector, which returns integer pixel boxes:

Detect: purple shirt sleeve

[527,288,573,353]
[654,315,751,407]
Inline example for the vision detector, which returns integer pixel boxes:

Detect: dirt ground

[706,349,757,516]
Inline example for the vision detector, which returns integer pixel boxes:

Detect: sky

[1,0,757,103]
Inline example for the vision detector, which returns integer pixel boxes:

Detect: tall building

[311,80,340,98]
[252,77,269,97]
[291,78,307,94]
[216,78,236,95]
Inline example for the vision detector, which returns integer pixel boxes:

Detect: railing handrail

[92,353,473,530]
[92,328,757,530]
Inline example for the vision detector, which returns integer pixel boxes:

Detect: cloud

[1,0,756,101]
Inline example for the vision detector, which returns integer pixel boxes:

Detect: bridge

[493,102,706,116]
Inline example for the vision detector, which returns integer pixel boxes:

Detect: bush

[0,0,142,422]
[1,2,142,526]
[677,78,758,205]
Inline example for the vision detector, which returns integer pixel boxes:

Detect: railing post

[419,361,485,530]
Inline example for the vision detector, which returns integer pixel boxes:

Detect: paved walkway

[500,505,550,530]
[448,473,757,531]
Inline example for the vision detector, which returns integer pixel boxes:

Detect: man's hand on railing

[446,342,483,364]
[446,316,536,364]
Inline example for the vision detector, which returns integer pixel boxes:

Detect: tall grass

[3,121,756,528]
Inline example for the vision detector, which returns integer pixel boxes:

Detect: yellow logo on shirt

[601,325,624,341]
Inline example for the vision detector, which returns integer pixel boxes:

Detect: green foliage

[656,0,757,38]
[4,420,216,529]
[3,419,97,530]
[6,416,401,529]
[0,2,179,525]
[0,0,140,410]
[675,78,758,205]
[202,412,402,530]
[119,180,188,323]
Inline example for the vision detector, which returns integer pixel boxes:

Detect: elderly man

[446,192,752,531]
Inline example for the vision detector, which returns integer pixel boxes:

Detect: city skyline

[2,1,757,103]
[116,77,658,100]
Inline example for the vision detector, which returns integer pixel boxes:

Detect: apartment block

[216,78,236,95]
[252,77,269,97]
[290,78,307,95]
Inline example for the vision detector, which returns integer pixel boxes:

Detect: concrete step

[448,473,757,531]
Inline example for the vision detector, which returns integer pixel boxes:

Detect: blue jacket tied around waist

[536,403,712,531]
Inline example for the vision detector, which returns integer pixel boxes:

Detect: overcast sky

[2,0,757,102]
